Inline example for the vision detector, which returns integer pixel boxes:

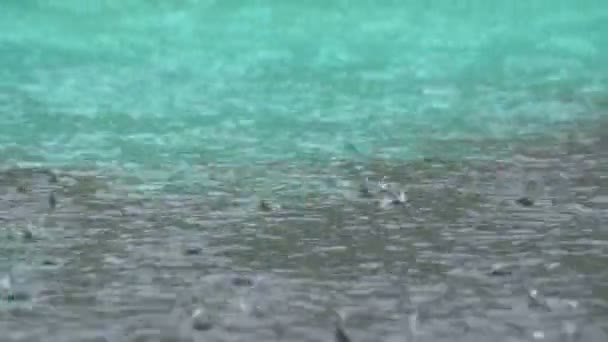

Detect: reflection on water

[1,121,608,342]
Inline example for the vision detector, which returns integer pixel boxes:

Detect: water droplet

[533,330,545,339]
[563,321,577,336]
[528,289,550,311]
[22,229,34,241]
[232,276,254,287]
[516,197,534,207]
[258,199,273,212]
[49,192,57,210]
[184,247,202,256]
[489,265,512,276]
[191,308,213,331]
[335,324,351,342]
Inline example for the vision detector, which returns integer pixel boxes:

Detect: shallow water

[2,123,608,341]
[1,1,608,341]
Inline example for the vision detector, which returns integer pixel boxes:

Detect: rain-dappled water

[2,121,608,342]
[2,0,608,341]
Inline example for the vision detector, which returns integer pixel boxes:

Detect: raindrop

[48,172,58,183]
[271,320,286,342]
[333,309,351,342]
[527,289,550,311]
[532,330,545,339]
[562,321,577,340]
[489,264,512,276]
[22,229,34,241]
[550,172,572,206]
[184,247,202,256]
[49,192,57,210]
[231,276,254,287]
[258,199,274,212]
[335,324,352,342]
[515,197,534,207]
[191,308,213,331]
[523,174,544,201]
[359,178,373,198]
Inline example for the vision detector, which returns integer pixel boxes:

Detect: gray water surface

[1,119,608,342]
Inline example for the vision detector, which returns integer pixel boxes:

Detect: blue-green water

[1,1,607,175]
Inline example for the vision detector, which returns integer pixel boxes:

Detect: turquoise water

[1,1,607,174]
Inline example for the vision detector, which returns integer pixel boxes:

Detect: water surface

[1,1,608,341]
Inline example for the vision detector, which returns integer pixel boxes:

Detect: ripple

[0,3,607,339]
